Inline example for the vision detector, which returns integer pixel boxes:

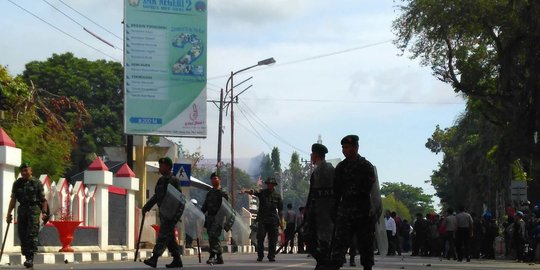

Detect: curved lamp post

[217,57,276,208]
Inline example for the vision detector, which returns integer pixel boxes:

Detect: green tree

[426,109,501,214]
[21,53,124,177]
[271,147,281,174]
[393,1,540,208]
[380,182,434,215]
[382,194,412,222]
[0,66,89,180]
[260,154,274,180]
[282,152,309,209]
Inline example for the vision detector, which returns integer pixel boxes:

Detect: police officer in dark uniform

[241,178,283,262]
[143,157,183,269]
[7,162,49,269]
[201,172,229,265]
[330,135,376,270]
[304,143,335,269]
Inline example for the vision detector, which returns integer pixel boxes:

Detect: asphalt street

[2,253,539,270]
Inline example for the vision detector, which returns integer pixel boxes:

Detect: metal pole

[230,71,236,209]
[216,88,224,173]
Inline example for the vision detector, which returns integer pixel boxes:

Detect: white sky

[0,0,465,207]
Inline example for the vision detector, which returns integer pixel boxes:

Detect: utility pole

[230,71,236,209]
[216,89,224,171]
[218,57,276,209]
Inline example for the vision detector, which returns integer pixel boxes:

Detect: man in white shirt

[455,206,473,262]
[444,208,457,260]
[384,210,397,256]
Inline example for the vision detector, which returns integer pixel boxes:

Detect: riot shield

[371,167,388,255]
[160,184,186,220]
[215,198,251,246]
[181,198,205,240]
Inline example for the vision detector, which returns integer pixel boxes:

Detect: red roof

[0,128,16,147]
[115,163,136,177]
[87,157,109,171]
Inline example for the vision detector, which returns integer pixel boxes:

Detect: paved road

[2,253,539,270]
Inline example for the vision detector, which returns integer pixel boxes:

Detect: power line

[41,0,120,49]
[7,0,120,62]
[239,103,309,155]
[207,40,392,82]
[57,0,123,41]
[234,108,292,166]
[241,97,465,105]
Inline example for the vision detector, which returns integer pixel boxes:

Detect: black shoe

[216,255,224,264]
[143,256,158,268]
[288,250,293,254]
[257,257,263,262]
[206,257,217,265]
[23,259,33,268]
[166,256,183,268]
[269,257,276,262]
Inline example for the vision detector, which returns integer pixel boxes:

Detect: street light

[216,57,276,208]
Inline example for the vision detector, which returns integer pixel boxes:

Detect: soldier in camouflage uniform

[241,178,283,262]
[201,172,229,265]
[329,135,376,270]
[304,143,335,269]
[142,157,183,269]
[7,162,49,269]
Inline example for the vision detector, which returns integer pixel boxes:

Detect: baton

[196,237,202,263]
[0,222,11,260]
[134,212,146,262]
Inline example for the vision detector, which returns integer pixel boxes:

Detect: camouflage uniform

[11,176,46,260]
[304,160,335,267]
[143,173,183,261]
[201,188,229,259]
[253,188,283,261]
[330,154,376,269]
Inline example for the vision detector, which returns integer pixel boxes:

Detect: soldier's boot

[165,255,183,268]
[143,255,159,268]
[215,254,224,264]
[206,254,217,265]
[23,255,33,269]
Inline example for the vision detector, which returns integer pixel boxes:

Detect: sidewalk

[1,245,256,266]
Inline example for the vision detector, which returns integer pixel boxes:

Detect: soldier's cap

[516,211,524,218]
[158,157,173,167]
[340,135,359,146]
[19,162,31,169]
[264,177,278,185]
[210,172,220,179]
[311,143,328,156]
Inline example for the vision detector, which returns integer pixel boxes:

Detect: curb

[1,246,256,266]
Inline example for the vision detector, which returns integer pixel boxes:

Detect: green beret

[158,157,173,167]
[340,135,359,146]
[210,172,220,179]
[311,143,328,155]
[264,177,278,185]
[19,162,31,169]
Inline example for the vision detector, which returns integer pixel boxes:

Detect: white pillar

[0,128,21,255]
[84,157,112,250]
[113,163,139,249]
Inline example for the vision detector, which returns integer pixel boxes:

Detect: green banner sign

[124,0,207,137]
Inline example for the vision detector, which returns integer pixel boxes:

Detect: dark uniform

[304,143,335,268]
[330,135,376,270]
[11,171,47,266]
[252,178,283,262]
[143,157,183,268]
[201,187,229,263]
